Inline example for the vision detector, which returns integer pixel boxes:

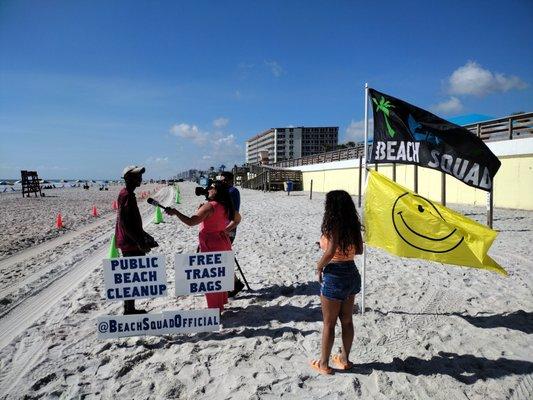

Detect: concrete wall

[291,137,533,210]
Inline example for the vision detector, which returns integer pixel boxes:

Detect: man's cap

[122,165,145,178]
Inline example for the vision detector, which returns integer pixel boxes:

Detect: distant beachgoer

[115,165,150,315]
[218,171,245,297]
[311,190,364,375]
[165,180,241,311]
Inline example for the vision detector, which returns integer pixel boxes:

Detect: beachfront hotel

[245,126,338,164]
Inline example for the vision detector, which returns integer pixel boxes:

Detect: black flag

[368,88,501,191]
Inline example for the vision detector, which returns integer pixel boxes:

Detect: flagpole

[361,83,369,315]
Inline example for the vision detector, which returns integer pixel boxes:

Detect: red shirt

[115,187,145,252]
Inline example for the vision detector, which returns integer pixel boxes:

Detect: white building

[245,126,338,164]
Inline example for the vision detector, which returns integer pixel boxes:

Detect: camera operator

[115,165,151,315]
[218,171,245,297]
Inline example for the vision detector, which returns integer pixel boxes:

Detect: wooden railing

[240,166,303,191]
[271,112,532,168]
[240,171,268,190]
[463,112,533,141]
[273,144,368,168]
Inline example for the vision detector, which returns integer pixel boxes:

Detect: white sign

[102,254,167,301]
[97,309,220,339]
[174,251,234,296]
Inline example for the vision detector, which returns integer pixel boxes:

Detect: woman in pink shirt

[165,181,241,310]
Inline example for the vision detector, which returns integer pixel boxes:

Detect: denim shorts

[320,261,361,301]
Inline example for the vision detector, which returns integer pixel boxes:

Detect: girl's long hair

[211,181,235,221]
[321,190,363,254]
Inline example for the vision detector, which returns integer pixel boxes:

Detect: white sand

[0,184,157,258]
[0,182,532,399]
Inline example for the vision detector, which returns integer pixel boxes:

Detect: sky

[1,0,532,179]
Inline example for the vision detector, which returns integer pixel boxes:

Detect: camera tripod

[233,256,251,291]
[196,246,251,291]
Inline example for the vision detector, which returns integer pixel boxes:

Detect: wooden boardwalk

[238,164,303,191]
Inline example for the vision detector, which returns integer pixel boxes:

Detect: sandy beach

[0,182,532,399]
[0,184,157,258]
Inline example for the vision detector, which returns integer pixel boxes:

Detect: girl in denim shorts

[310,190,363,375]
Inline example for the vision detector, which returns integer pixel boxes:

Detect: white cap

[122,165,145,178]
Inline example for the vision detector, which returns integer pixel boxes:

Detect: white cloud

[213,134,236,145]
[169,122,244,168]
[432,96,463,115]
[209,134,242,166]
[169,123,208,146]
[146,156,169,164]
[264,60,284,77]
[213,117,229,128]
[448,61,527,97]
[345,119,373,143]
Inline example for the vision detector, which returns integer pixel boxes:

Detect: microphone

[146,197,172,212]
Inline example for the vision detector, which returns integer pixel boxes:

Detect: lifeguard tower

[20,170,42,197]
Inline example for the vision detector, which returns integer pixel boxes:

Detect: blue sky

[1,0,532,179]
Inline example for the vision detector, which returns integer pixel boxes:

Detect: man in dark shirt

[220,172,240,226]
[115,165,149,315]
[219,171,245,297]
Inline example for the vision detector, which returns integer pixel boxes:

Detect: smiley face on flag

[364,170,506,275]
[391,193,464,253]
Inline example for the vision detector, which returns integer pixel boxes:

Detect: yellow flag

[363,170,506,275]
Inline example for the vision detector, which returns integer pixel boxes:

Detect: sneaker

[229,278,245,298]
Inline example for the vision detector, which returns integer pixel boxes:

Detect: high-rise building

[245,126,338,164]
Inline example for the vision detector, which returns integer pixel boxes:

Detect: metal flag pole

[361,82,369,315]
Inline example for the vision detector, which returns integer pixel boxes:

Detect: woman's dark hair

[211,181,235,220]
[321,190,363,254]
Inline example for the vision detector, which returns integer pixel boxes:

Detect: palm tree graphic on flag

[373,95,396,138]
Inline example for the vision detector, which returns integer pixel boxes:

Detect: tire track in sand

[508,373,533,400]
[0,188,173,395]
[0,190,168,316]
[0,213,116,274]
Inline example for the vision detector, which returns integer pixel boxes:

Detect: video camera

[195,178,213,199]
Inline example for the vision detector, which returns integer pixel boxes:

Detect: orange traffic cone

[56,212,63,229]
[92,205,98,217]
